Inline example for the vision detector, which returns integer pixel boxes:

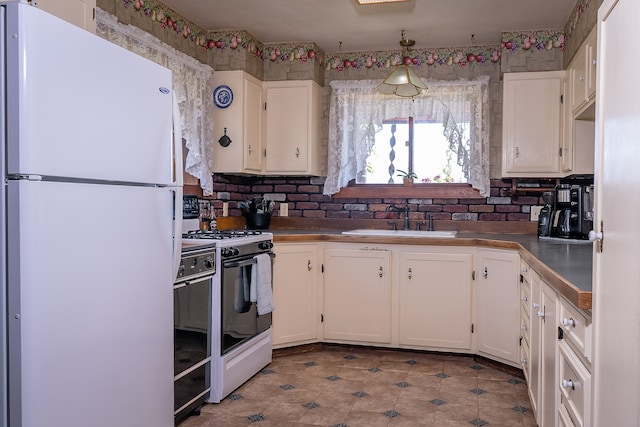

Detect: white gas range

[180,225,274,405]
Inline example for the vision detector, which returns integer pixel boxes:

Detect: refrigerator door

[5,3,175,185]
[6,180,175,427]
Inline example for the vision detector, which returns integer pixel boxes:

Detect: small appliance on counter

[538,183,594,241]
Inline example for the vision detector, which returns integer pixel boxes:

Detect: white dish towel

[250,253,274,315]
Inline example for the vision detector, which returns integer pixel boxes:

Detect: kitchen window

[358,117,469,185]
[323,77,490,196]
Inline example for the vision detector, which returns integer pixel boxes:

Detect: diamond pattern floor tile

[177,346,532,427]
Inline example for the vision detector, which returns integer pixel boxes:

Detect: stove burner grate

[182,229,263,240]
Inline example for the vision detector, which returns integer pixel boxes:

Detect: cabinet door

[398,252,472,350]
[476,250,520,365]
[529,270,542,419]
[540,279,558,427]
[243,76,263,171]
[502,71,564,177]
[323,248,392,344]
[264,83,309,173]
[272,244,319,347]
[33,0,96,32]
[570,47,588,114]
[586,28,597,100]
[561,74,574,173]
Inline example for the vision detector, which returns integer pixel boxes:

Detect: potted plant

[396,169,418,186]
[239,196,275,229]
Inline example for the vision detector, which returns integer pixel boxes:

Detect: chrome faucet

[387,204,410,230]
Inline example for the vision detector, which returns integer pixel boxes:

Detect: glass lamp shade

[377,65,428,97]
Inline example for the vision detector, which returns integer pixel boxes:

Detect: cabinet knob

[537,310,545,319]
[562,379,575,390]
[532,303,540,309]
[521,358,528,365]
[295,147,300,158]
[579,75,585,81]
[307,260,312,271]
[248,144,254,154]
[482,267,488,279]
[562,317,576,328]
[515,146,520,158]
[521,296,528,302]
[521,324,528,332]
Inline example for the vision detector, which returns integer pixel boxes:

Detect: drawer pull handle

[379,266,384,278]
[307,260,312,271]
[562,318,576,328]
[408,268,412,279]
[562,379,575,390]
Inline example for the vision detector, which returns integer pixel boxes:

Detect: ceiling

[158,0,577,53]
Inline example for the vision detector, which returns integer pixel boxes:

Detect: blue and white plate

[213,85,233,108]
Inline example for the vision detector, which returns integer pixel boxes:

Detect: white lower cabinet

[271,244,320,348]
[398,251,473,350]
[476,249,520,365]
[323,247,392,344]
[557,297,592,427]
[558,340,591,427]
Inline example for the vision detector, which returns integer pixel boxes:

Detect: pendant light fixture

[377,30,428,97]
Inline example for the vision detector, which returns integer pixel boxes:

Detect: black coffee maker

[545,184,593,239]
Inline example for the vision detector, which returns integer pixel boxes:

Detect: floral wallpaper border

[564,0,594,41]
[123,0,571,71]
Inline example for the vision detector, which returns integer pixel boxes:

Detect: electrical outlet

[280,202,288,217]
[530,206,543,222]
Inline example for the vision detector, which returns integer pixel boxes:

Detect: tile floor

[179,345,537,427]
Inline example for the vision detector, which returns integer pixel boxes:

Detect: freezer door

[6,180,175,427]
[5,3,174,185]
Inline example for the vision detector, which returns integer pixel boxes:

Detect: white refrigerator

[0,3,182,427]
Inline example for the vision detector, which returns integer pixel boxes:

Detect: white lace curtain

[96,9,215,195]
[324,76,491,197]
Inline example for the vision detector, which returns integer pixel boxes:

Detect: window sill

[334,183,481,199]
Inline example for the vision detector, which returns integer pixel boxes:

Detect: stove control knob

[258,241,273,250]
[222,247,239,257]
[204,257,214,269]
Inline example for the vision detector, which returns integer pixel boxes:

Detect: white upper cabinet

[502,71,565,177]
[31,0,96,32]
[570,27,597,116]
[263,80,324,176]
[211,71,264,174]
[211,74,324,176]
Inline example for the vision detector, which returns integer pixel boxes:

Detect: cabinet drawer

[520,278,531,317]
[559,297,592,362]
[520,313,530,345]
[520,337,530,381]
[558,403,576,427]
[558,340,591,427]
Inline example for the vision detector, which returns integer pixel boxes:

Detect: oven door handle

[223,253,275,269]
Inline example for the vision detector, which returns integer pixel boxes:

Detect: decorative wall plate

[213,85,233,108]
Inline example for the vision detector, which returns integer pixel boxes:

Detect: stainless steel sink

[341,229,457,238]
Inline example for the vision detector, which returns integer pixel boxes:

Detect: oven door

[174,276,212,416]
[221,254,273,355]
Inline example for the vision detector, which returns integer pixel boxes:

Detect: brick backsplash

[206,174,548,223]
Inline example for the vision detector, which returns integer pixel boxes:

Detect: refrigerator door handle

[172,186,183,279]
[172,94,184,188]
[172,94,184,279]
